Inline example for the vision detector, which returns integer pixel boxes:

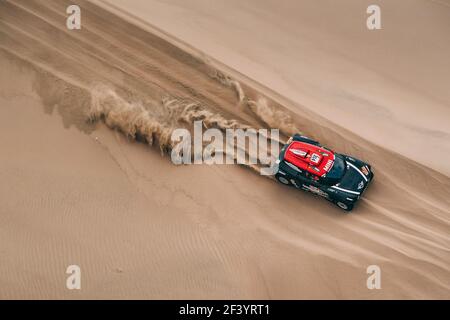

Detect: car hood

[336,160,368,192]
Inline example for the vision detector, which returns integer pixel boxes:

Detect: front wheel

[335,201,353,212]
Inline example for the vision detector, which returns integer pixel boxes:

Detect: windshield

[321,154,346,185]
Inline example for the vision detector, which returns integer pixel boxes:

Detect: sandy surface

[0,0,449,299]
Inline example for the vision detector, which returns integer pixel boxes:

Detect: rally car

[274,134,373,211]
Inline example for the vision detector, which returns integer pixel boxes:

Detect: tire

[336,201,353,211]
[277,175,291,186]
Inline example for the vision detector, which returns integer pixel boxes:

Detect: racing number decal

[310,153,321,164]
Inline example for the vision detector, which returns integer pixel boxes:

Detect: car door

[294,171,314,191]
[298,172,330,199]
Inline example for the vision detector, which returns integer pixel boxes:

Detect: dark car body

[274,134,374,211]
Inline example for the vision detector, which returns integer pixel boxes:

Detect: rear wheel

[277,175,291,186]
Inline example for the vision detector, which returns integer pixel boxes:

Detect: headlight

[361,166,370,176]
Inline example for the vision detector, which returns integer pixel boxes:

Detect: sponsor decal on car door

[302,184,329,198]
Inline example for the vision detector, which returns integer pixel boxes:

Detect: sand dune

[104,0,450,176]
[0,0,449,299]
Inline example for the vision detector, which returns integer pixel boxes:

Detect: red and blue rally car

[274,134,373,211]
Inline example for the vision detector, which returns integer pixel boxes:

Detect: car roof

[283,141,336,177]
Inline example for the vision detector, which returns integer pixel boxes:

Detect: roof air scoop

[289,148,308,157]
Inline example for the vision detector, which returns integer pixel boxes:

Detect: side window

[318,176,333,186]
